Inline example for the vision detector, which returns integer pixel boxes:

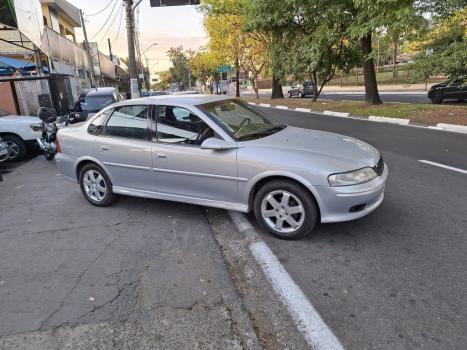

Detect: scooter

[0,137,10,181]
[36,107,60,161]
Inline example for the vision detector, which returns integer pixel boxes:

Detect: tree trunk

[312,72,319,102]
[392,39,398,82]
[360,33,382,104]
[235,57,240,97]
[251,78,259,99]
[271,74,284,99]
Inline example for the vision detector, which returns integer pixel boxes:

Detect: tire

[79,164,115,206]
[299,91,304,98]
[289,93,292,98]
[44,152,55,161]
[430,93,443,104]
[253,180,318,239]
[2,135,26,161]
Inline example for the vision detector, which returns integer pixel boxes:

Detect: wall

[0,82,17,115]
[41,4,76,42]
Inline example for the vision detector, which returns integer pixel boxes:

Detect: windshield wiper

[238,124,286,141]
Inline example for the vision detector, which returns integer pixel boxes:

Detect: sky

[69,0,208,73]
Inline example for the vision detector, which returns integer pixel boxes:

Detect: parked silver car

[55,95,387,239]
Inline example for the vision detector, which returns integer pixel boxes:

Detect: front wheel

[254,180,318,239]
[44,152,55,161]
[3,135,26,161]
[79,164,115,206]
[430,92,443,104]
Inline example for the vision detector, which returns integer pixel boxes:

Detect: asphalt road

[250,107,467,349]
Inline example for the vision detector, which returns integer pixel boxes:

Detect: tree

[411,8,467,81]
[188,49,221,93]
[201,0,247,97]
[167,46,191,90]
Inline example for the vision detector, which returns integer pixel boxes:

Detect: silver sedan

[55,95,387,239]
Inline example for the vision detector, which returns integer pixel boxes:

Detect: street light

[140,43,157,91]
[142,43,158,56]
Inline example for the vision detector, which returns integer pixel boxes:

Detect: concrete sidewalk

[0,158,260,349]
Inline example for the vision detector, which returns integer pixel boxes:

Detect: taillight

[55,135,61,153]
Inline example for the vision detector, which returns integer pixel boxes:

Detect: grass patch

[243,97,467,126]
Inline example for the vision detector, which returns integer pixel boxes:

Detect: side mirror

[201,137,237,150]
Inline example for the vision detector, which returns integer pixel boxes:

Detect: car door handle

[101,145,109,151]
[156,153,167,159]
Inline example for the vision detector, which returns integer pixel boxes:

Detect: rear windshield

[82,95,114,112]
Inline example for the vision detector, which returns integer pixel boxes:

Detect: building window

[43,16,48,27]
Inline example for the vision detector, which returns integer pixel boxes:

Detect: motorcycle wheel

[44,152,55,161]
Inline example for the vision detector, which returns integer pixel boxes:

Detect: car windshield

[199,99,286,141]
[82,95,114,112]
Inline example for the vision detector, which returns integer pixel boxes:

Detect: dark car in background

[69,87,124,123]
[428,78,467,104]
[288,80,315,98]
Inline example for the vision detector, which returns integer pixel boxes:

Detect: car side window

[155,106,214,146]
[88,109,113,135]
[105,105,149,140]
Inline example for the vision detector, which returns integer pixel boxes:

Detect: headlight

[328,167,377,186]
[29,123,42,132]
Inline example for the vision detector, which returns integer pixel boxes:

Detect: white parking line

[419,160,467,175]
[228,211,345,350]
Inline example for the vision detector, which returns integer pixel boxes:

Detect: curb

[368,116,410,125]
[248,102,467,135]
[436,123,467,134]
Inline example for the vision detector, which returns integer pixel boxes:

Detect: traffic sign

[217,65,231,73]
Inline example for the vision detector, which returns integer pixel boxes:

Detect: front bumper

[315,163,388,223]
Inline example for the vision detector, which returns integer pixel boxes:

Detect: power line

[97,1,123,44]
[114,2,124,42]
[89,0,119,40]
[85,0,115,16]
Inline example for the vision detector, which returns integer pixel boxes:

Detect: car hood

[430,82,448,90]
[246,126,380,171]
[0,115,41,124]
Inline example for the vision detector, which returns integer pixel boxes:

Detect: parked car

[0,111,42,160]
[288,80,315,98]
[55,95,387,239]
[149,91,168,96]
[77,87,124,120]
[428,78,467,104]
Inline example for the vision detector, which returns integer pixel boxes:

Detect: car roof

[131,94,232,106]
[86,87,116,97]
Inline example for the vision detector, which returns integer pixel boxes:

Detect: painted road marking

[228,211,345,350]
[419,160,467,175]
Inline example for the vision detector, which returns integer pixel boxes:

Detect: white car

[0,114,42,160]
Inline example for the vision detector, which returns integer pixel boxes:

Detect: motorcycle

[36,107,60,161]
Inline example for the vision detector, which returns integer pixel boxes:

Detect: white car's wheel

[79,164,115,206]
[254,180,318,239]
[3,135,26,161]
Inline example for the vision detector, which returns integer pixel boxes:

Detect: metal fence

[13,78,51,115]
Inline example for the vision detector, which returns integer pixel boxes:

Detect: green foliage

[167,46,192,90]
[412,9,467,80]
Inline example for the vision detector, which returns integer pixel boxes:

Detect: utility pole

[108,38,113,61]
[80,9,95,88]
[124,0,139,98]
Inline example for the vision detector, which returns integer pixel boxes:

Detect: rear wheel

[430,92,443,104]
[79,164,115,206]
[254,180,318,239]
[3,135,26,161]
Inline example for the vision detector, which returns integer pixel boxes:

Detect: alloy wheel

[82,169,107,202]
[6,141,19,159]
[261,190,305,234]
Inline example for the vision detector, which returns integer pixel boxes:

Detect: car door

[93,104,155,192]
[151,105,238,203]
